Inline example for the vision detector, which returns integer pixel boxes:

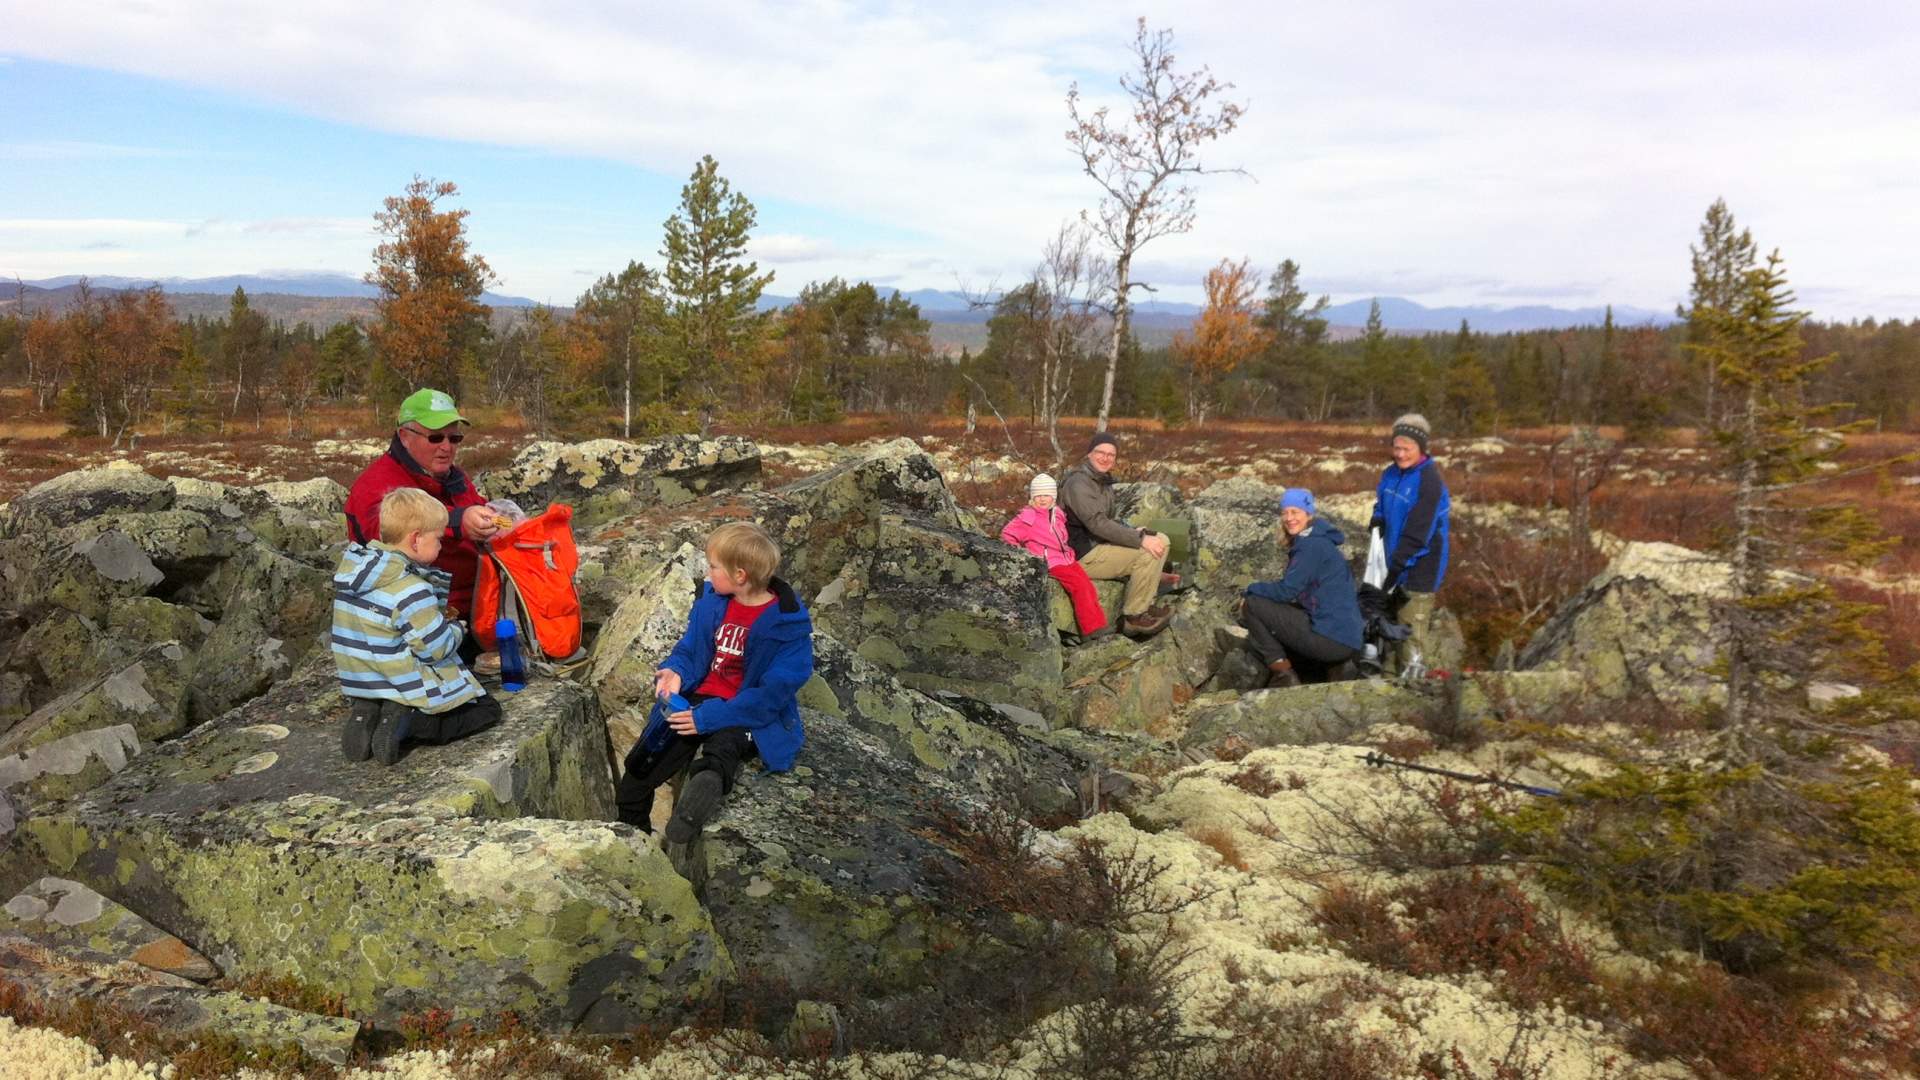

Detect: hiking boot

[370,703,413,766]
[664,771,724,885]
[1266,659,1302,689]
[1121,606,1171,639]
[341,699,381,762]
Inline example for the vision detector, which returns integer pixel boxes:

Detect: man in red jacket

[344,388,504,619]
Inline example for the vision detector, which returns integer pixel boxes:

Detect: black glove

[1369,516,1384,535]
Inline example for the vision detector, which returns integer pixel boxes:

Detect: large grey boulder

[1518,541,1728,704]
[2,875,217,980]
[591,544,707,768]
[0,642,192,805]
[0,936,361,1064]
[1180,680,1431,754]
[183,547,333,721]
[0,657,723,1032]
[811,514,1062,717]
[696,706,985,998]
[765,437,975,594]
[483,435,762,526]
[3,463,173,528]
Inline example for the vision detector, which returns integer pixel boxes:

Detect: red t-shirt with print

[694,596,775,700]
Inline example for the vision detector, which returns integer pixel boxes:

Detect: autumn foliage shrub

[1314,870,1604,1013]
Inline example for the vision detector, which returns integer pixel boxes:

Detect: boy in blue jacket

[616,522,814,882]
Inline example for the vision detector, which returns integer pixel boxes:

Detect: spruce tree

[1681,198,1757,427]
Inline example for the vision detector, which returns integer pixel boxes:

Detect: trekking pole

[1360,751,1562,798]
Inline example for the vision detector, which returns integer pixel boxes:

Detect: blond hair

[379,487,449,544]
[707,522,781,590]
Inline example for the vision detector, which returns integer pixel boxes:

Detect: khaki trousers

[1393,591,1437,673]
[1078,543,1166,617]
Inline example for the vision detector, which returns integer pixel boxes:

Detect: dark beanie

[1391,413,1430,454]
[1088,431,1118,454]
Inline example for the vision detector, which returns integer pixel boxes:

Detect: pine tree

[577,260,674,437]
[661,155,773,432]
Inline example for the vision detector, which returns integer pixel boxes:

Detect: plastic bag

[1364,527,1388,588]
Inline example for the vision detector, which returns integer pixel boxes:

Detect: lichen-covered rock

[0,643,191,805]
[0,724,141,808]
[1184,476,1365,595]
[1063,634,1186,733]
[2,876,217,980]
[100,654,613,824]
[1049,578,1124,634]
[1180,679,1430,754]
[697,707,980,998]
[483,435,762,526]
[3,463,173,528]
[184,547,332,721]
[0,936,361,1064]
[1204,626,1271,693]
[591,544,706,767]
[43,530,166,622]
[812,515,1062,717]
[0,655,718,1031]
[766,437,974,593]
[1518,541,1728,704]
[804,633,1078,817]
[1058,593,1232,732]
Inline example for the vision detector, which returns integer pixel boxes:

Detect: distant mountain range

[12,272,540,309]
[8,273,1673,336]
[757,287,1674,333]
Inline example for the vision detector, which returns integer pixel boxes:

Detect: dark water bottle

[497,618,527,692]
[645,693,688,754]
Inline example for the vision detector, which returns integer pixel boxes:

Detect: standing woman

[1370,413,1451,672]
[1240,489,1365,687]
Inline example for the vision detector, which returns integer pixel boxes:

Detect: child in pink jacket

[1001,474,1112,641]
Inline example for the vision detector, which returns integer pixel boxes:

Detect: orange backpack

[471,504,584,662]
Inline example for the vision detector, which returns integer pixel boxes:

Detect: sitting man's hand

[1141,531,1170,559]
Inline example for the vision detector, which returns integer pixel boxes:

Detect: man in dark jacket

[1369,413,1451,673]
[343,388,503,619]
[1059,432,1171,638]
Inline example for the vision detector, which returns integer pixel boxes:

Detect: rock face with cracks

[481,435,763,527]
[0,656,735,1032]
[1519,540,1729,704]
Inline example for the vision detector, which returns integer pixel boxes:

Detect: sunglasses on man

[408,427,465,444]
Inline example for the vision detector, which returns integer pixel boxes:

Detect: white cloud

[749,233,836,264]
[7,2,1920,318]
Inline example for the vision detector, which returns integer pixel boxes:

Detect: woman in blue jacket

[1241,488,1365,687]
[1369,413,1451,672]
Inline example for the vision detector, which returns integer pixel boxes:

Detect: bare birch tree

[1067,18,1246,431]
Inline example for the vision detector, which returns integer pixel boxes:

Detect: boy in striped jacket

[332,487,501,766]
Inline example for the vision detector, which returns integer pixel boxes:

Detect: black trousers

[615,695,757,830]
[1242,595,1359,676]
[412,695,501,744]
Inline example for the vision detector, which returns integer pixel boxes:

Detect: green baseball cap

[396,388,468,430]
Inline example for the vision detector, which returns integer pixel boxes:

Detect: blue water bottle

[643,693,687,754]
[497,618,527,692]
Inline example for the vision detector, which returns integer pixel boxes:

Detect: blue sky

[4,1,1918,319]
